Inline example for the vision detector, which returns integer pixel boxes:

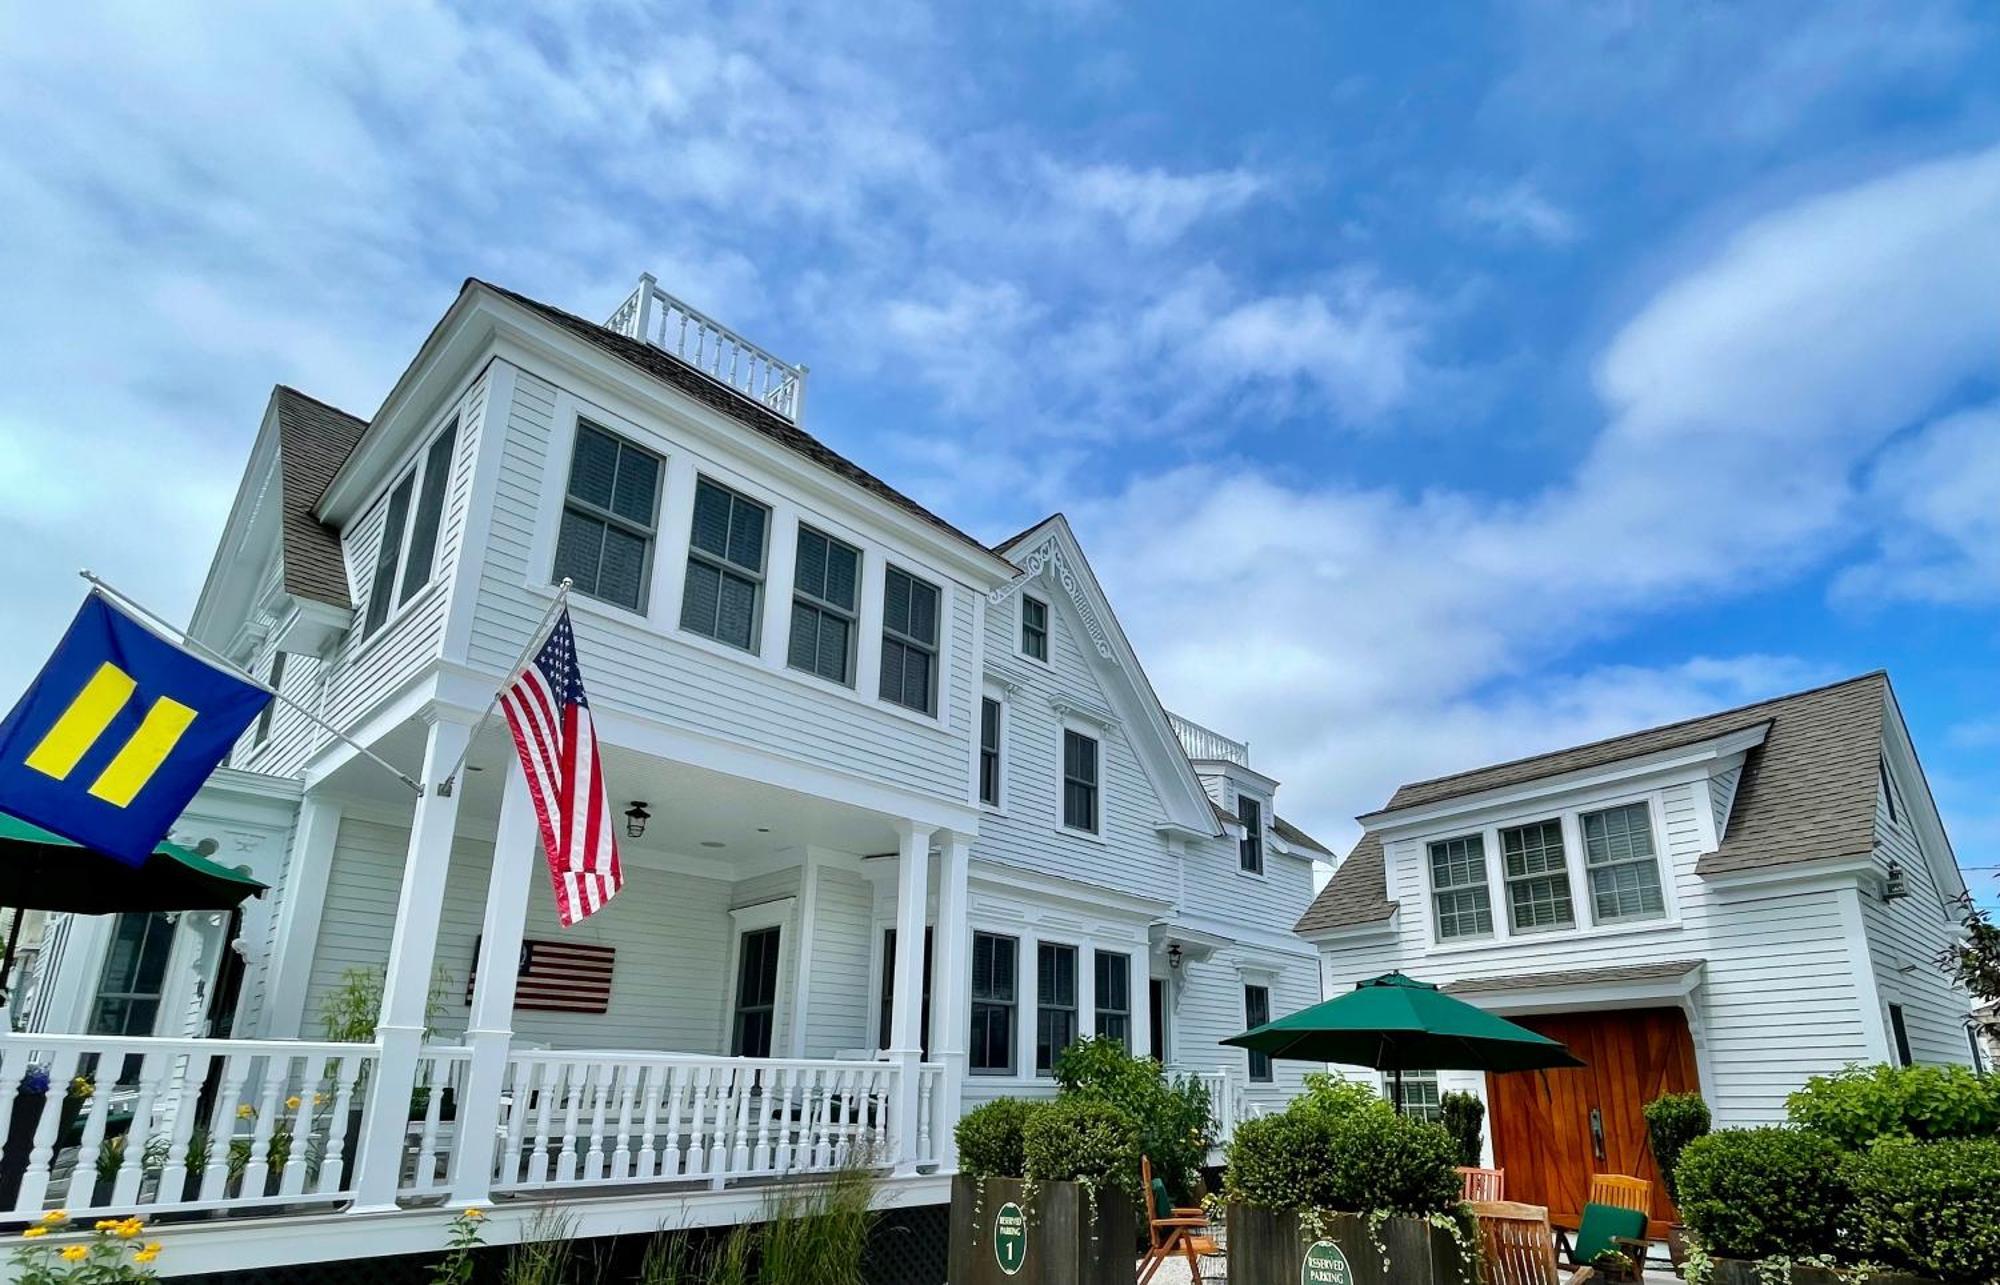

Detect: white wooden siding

[802,863,876,1056]
[1864,767,1977,1066]
[1711,765,1742,840]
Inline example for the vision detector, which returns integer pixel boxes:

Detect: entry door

[1485,1007,1698,1237]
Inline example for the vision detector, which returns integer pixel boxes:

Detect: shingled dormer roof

[273,386,368,610]
[1296,672,1895,935]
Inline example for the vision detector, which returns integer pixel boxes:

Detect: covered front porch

[0,709,973,1255]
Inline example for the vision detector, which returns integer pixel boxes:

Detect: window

[1382,1069,1442,1121]
[1581,803,1666,922]
[1502,819,1574,932]
[878,928,933,1057]
[1020,596,1049,662]
[979,698,1003,806]
[1244,986,1273,1082]
[252,651,288,748]
[682,478,769,650]
[1969,1025,1988,1073]
[553,421,661,613]
[879,566,940,714]
[1430,834,1494,939]
[399,421,458,606]
[788,526,859,684]
[1036,942,1079,1075]
[730,925,782,1057]
[1879,756,1899,824]
[1062,730,1099,833]
[970,932,1017,1075]
[89,912,175,1037]
[1094,951,1130,1049]
[1239,795,1265,874]
[1889,1004,1913,1067]
[362,472,414,636]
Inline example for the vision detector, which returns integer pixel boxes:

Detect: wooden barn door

[1485,1007,1698,1237]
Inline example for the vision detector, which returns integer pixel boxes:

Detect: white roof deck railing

[1168,710,1250,767]
[607,273,808,423]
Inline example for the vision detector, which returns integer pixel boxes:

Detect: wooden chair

[1554,1173,1653,1274]
[1467,1201,1591,1285]
[1458,1165,1505,1201]
[1138,1155,1220,1285]
[1586,1173,1652,1216]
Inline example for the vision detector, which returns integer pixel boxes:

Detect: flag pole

[77,570,425,796]
[432,579,572,797]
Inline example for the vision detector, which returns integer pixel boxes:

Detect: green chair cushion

[1150,1177,1172,1222]
[1573,1201,1648,1262]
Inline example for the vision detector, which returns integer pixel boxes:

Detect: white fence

[607,275,807,422]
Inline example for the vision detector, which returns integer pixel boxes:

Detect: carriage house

[10,275,1331,1276]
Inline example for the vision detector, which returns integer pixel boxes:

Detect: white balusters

[583,1063,610,1180]
[610,1062,637,1179]
[636,1063,664,1179]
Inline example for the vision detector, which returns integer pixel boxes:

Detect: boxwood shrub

[1843,1138,2000,1285]
[1674,1127,1848,1260]
[956,1097,1038,1179]
[1053,1036,1212,1201]
[1642,1092,1710,1205]
[1786,1063,2000,1149]
[1023,1096,1142,1201]
[1225,1098,1460,1216]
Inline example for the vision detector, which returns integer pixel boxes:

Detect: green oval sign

[1302,1239,1354,1285]
[993,1200,1028,1276]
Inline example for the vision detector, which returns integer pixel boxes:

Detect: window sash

[362,473,415,636]
[1244,986,1273,1082]
[253,652,287,748]
[879,567,940,714]
[1094,951,1130,1049]
[979,698,1002,806]
[1383,1069,1443,1121]
[789,526,859,684]
[1501,819,1573,932]
[970,932,1017,1074]
[1429,834,1493,939]
[1036,942,1078,1075]
[1062,731,1099,832]
[1021,597,1048,661]
[682,479,768,650]
[555,424,661,612]
[1239,796,1264,873]
[399,421,458,606]
[732,926,781,1058]
[1581,804,1665,922]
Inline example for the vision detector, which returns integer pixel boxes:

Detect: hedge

[1674,1127,1848,1260]
[1786,1063,2000,1149]
[1225,1097,1460,1217]
[1022,1097,1142,1201]
[1843,1138,2000,1285]
[956,1098,1035,1180]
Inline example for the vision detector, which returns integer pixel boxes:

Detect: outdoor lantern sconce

[1167,943,1183,972]
[624,802,651,840]
[1881,858,1909,902]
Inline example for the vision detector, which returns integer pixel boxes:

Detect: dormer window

[681,477,768,651]
[1581,803,1665,923]
[553,420,661,614]
[362,419,459,636]
[1020,595,1049,662]
[1429,834,1493,940]
[1501,819,1573,932]
[880,566,940,715]
[1238,795,1265,874]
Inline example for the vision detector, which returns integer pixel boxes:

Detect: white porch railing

[1173,1066,1246,1147]
[1166,711,1250,767]
[606,274,807,423]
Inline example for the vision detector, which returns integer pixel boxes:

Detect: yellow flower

[461,1206,484,1220]
[114,1217,144,1239]
[314,1092,328,1106]
[21,1226,47,1239]
[60,1245,89,1262]
[96,1219,122,1230]
[38,1210,67,1226]
[134,1243,162,1264]
[286,1095,302,1111]
[236,1104,256,1119]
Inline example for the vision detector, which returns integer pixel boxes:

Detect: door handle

[1589,1107,1607,1163]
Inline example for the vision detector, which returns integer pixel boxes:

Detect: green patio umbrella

[0,811,268,1002]
[1222,971,1585,1113]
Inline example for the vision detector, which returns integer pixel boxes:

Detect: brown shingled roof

[273,386,367,610]
[1272,815,1334,857]
[1443,960,1702,995]
[1296,672,1894,935]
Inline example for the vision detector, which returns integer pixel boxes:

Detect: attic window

[361,418,458,637]
[1879,756,1899,824]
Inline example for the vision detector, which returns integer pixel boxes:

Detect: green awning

[1223,971,1585,1073]
[0,811,267,914]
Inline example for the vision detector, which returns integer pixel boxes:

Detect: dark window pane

[718,571,758,648]
[824,541,858,609]
[364,474,415,636]
[726,496,767,570]
[1246,986,1273,1082]
[553,509,605,595]
[907,578,938,645]
[691,480,732,557]
[788,601,820,672]
[597,523,648,611]
[795,528,828,600]
[884,568,911,635]
[400,422,457,604]
[680,559,721,636]
[567,425,619,509]
[1022,598,1048,660]
[610,442,660,526]
[816,612,850,683]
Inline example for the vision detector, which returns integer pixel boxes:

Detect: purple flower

[18,1066,50,1097]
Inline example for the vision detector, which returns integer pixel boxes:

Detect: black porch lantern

[624,802,651,840]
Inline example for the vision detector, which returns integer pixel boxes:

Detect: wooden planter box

[1228,1205,1474,1285]
[948,1174,1138,1285]
[1707,1260,1942,1285]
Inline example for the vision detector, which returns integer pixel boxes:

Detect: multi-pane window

[731,925,782,1058]
[253,652,288,748]
[681,478,769,650]
[1094,951,1131,1049]
[1239,795,1265,874]
[362,473,414,636]
[1581,803,1666,922]
[879,566,940,714]
[400,422,459,606]
[1036,942,1079,1075]
[89,912,175,1037]
[1244,986,1273,1082]
[1890,1004,1913,1068]
[553,421,660,613]
[1383,1068,1442,1121]
[1502,819,1574,932]
[1062,730,1099,833]
[362,419,461,638]
[877,928,933,1057]
[1430,834,1494,939]
[1020,596,1049,662]
[788,525,859,684]
[971,932,1017,1075]
[979,698,1003,806]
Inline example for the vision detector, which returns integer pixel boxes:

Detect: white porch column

[928,832,972,1168]
[888,820,934,1174]
[351,714,469,1211]
[448,758,539,1205]
[258,793,342,1038]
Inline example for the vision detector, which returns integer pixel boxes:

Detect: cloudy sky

[1,2,1996,907]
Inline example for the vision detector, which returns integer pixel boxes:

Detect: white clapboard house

[1298,672,1981,1233]
[10,275,1331,1275]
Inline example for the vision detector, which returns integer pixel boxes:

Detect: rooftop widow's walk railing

[607,274,808,423]
[1167,711,1250,767]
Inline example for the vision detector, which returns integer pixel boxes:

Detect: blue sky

[1,2,1996,907]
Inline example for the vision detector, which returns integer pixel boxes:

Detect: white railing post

[351,714,469,1211]
[888,821,934,1175]
[930,831,971,1169]
[448,759,538,1205]
[633,273,658,343]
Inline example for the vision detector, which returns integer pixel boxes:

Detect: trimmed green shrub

[1642,1091,1710,1205]
[1294,1071,1395,1125]
[1843,1137,2000,1285]
[1022,1097,1142,1201]
[1052,1036,1212,1200]
[1674,1127,1848,1260]
[1440,1091,1485,1169]
[1224,1109,1344,1212]
[955,1098,1038,1179]
[1786,1062,2000,1149]
[1225,1099,1460,1216]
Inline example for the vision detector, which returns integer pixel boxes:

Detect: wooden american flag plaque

[466,935,616,1014]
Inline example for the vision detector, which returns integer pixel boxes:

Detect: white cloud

[1837,403,2000,604]
[1454,181,1579,246]
[1044,160,1268,248]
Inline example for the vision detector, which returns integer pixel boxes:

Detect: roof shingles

[273,386,368,610]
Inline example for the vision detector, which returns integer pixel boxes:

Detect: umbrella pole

[0,906,22,1008]
[1393,1066,1405,1116]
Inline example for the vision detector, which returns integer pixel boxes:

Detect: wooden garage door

[1485,1008,1698,1237]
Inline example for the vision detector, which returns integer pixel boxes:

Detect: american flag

[499,609,622,926]
[467,936,616,1013]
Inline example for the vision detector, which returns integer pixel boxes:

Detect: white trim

[977,684,1012,814]
[1016,591,1053,668]
[721,896,796,1055]
[1451,964,1706,1017]
[1234,787,1270,881]
[786,853,823,1057]
[1054,717,1107,842]
[1837,884,1895,1064]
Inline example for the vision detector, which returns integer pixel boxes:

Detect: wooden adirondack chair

[1458,1165,1506,1201]
[1137,1155,1220,1284]
[1468,1201,1593,1285]
[1555,1173,1653,1275]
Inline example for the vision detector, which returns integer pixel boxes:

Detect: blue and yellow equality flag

[0,594,270,866]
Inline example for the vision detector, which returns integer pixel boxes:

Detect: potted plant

[947,1097,1141,1285]
[1590,1248,1639,1283]
[1642,1090,1708,1266]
